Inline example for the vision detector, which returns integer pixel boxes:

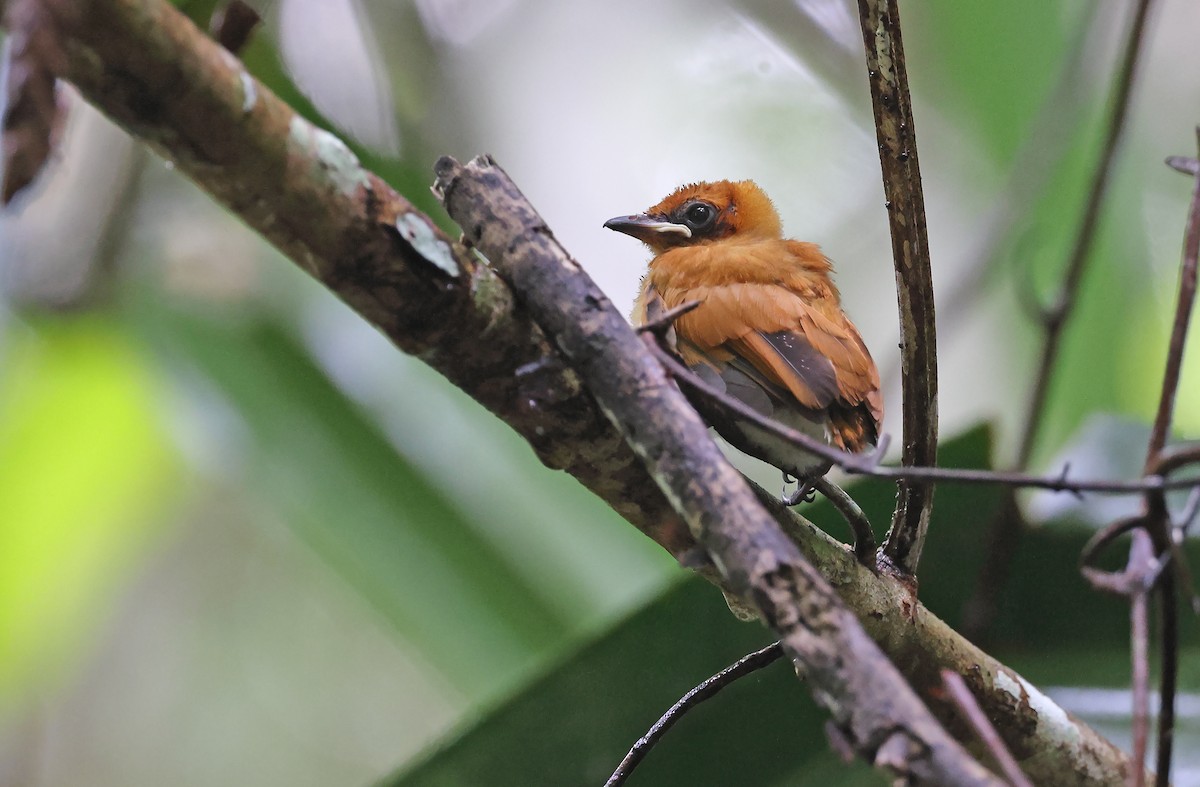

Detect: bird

[604,179,883,500]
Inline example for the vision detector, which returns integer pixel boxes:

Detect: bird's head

[604,180,782,253]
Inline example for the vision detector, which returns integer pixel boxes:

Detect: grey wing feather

[756,329,841,407]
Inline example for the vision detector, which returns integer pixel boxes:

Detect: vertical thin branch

[1128,535,1153,787]
[1086,141,1199,787]
[1080,517,1162,787]
[1141,132,1200,787]
[855,0,938,574]
[965,0,1159,636]
[1145,133,1200,467]
[1151,568,1178,787]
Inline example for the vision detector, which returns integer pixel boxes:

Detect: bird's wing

[672,282,882,425]
[746,318,884,449]
[638,280,786,409]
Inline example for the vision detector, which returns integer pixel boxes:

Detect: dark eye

[683,202,716,229]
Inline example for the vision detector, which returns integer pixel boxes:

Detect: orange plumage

[606,180,883,480]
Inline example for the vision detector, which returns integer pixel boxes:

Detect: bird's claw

[782,479,817,506]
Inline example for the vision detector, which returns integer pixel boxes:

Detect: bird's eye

[683,202,716,229]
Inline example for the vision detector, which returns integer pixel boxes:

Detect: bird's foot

[781,473,818,506]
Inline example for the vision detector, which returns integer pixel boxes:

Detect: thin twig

[634,300,701,337]
[1167,156,1200,176]
[813,477,877,568]
[1144,135,1200,469]
[1175,490,1200,618]
[855,0,938,575]
[604,642,785,787]
[1078,529,1164,787]
[647,337,1200,496]
[1081,133,1200,787]
[1140,128,1200,787]
[1129,534,1153,787]
[1152,569,1178,787]
[941,670,1034,787]
[1147,134,1200,470]
[1179,487,1200,536]
[1080,516,1147,578]
[1154,443,1200,477]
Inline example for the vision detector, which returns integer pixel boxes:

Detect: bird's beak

[603,213,692,243]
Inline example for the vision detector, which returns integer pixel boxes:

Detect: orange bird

[605,180,883,489]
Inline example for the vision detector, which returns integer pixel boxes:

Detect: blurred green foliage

[913,3,1074,162]
[135,301,573,695]
[0,318,177,708]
